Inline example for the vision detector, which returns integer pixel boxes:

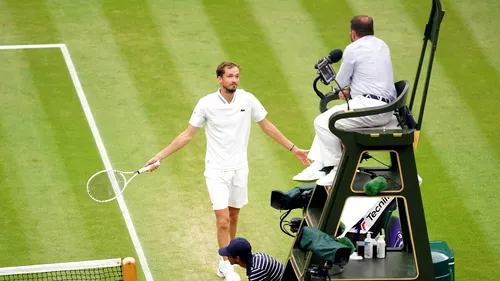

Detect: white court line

[0,43,64,50]
[0,44,154,281]
[60,44,155,281]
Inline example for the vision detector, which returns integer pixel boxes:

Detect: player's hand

[339,88,350,100]
[144,157,161,172]
[291,147,312,166]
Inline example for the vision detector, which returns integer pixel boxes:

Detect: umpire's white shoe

[316,167,338,186]
[293,161,325,181]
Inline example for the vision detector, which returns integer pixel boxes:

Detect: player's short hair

[350,15,374,38]
[216,61,240,78]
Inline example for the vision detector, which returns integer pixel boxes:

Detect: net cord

[0,258,122,275]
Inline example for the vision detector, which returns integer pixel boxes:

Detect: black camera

[270,184,315,237]
[304,263,333,281]
[314,49,342,85]
[270,184,314,211]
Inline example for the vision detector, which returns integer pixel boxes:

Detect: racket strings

[87,171,127,202]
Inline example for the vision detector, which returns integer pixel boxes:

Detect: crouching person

[219,237,284,281]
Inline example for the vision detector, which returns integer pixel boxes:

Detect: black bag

[403,105,417,129]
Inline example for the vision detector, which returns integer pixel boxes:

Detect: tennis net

[0,257,136,281]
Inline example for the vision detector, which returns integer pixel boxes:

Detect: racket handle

[138,161,160,174]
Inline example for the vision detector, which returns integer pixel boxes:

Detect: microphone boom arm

[313,76,326,99]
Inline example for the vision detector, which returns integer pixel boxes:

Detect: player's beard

[224,84,237,93]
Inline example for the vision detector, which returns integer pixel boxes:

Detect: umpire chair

[280,0,445,280]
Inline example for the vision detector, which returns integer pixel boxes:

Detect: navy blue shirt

[246,253,284,281]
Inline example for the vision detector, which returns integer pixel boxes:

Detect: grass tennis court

[1,0,499,280]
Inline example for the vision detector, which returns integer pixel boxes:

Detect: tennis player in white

[145,61,310,281]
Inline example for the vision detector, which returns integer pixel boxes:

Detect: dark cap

[218,237,252,258]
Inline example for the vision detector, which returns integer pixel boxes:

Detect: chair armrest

[319,91,340,113]
[328,101,401,137]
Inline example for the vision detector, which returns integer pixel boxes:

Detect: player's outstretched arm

[257,118,311,166]
[144,124,200,171]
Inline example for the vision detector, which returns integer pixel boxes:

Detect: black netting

[0,266,123,281]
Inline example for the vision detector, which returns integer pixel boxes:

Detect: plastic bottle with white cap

[377,235,386,259]
[363,232,373,259]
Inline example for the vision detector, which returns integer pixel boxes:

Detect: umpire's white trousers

[308,96,393,167]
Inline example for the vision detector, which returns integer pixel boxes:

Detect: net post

[122,257,137,281]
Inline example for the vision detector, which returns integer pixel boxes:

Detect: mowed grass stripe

[299,0,355,52]
[0,148,33,266]
[46,0,177,215]
[451,0,500,73]
[403,0,500,159]
[0,1,43,266]
[100,0,194,126]
[419,67,500,275]
[243,0,333,124]
[0,0,22,44]
[3,0,59,44]
[145,1,235,279]
[46,1,194,279]
[417,137,495,278]
[2,0,104,261]
[5,0,140,264]
[99,0,202,170]
[46,0,164,171]
[0,52,39,266]
[28,49,141,260]
[147,0,298,273]
[0,50,95,263]
[417,136,498,280]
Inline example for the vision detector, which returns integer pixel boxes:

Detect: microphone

[314,49,351,109]
[314,49,343,69]
[327,49,343,64]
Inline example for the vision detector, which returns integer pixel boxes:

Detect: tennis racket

[87,161,160,203]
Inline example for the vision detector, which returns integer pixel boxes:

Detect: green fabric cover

[299,226,351,265]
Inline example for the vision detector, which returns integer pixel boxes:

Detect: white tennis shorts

[204,167,249,210]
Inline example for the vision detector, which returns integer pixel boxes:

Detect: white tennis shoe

[292,161,325,181]
[217,260,240,280]
[316,166,338,186]
[217,260,228,277]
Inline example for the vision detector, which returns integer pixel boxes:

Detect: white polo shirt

[189,89,268,170]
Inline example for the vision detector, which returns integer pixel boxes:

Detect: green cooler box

[430,240,455,281]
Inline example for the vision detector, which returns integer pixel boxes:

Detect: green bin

[430,240,454,281]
